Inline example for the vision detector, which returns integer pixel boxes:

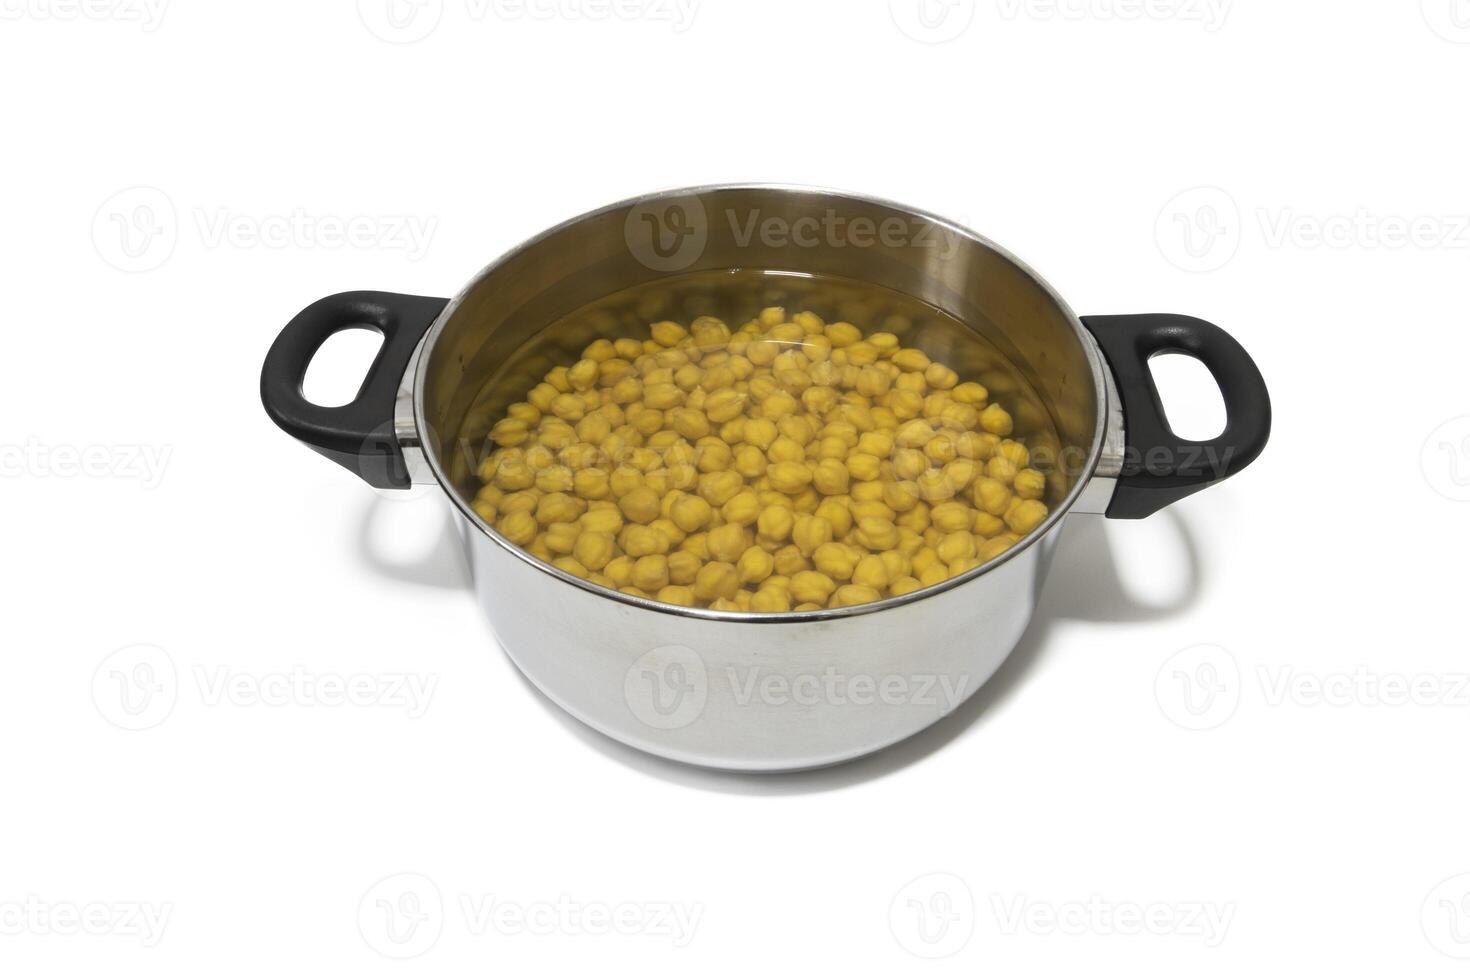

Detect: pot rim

[413,182,1108,623]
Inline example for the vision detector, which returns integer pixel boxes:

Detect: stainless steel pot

[261,185,1271,772]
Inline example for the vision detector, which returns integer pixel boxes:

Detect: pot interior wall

[420,188,1101,506]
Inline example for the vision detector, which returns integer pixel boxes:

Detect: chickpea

[707,523,750,563]
[631,555,670,592]
[813,542,857,581]
[737,546,774,585]
[622,525,669,558]
[757,503,795,542]
[693,561,740,602]
[750,588,792,613]
[722,490,761,526]
[566,531,611,570]
[1014,468,1046,500]
[768,461,814,494]
[789,570,837,605]
[669,492,714,532]
[830,584,882,608]
[792,514,834,556]
[658,585,696,606]
[979,403,1013,436]
[1006,499,1049,535]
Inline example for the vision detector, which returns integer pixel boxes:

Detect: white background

[4,0,1469,976]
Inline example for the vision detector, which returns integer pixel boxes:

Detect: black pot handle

[261,291,448,489]
[1080,314,1271,520]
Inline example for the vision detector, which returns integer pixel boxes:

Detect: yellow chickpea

[847,452,882,482]
[830,584,882,608]
[631,554,670,592]
[692,469,741,507]
[851,553,890,591]
[572,531,615,571]
[1013,468,1046,500]
[1005,499,1049,535]
[812,542,857,581]
[668,492,714,533]
[496,510,538,546]
[693,561,740,602]
[929,501,972,533]
[750,588,792,613]
[971,478,1012,516]
[707,523,750,563]
[789,570,837,604]
[756,503,795,542]
[768,461,814,494]
[657,585,696,606]
[622,525,669,558]
[722,490,761,526]
[854,516,900,551]
[618,486,662,524]
[979,403,1013,436]
[736,545,775,585]
[811,458,850,496]
[936,530,977,565]
[772,543,810,575]
[792,514,834,556]
[542,522,580,555]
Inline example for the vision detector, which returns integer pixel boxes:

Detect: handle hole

[303,327,384,407]
[1148,352,1225,441]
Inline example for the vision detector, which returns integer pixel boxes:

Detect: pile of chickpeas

[471,307,1050,613]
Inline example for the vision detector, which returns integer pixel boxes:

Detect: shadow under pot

[261,185,1270,772]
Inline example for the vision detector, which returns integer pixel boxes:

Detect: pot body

[456,504,1064,771]
[261,184,1271,773]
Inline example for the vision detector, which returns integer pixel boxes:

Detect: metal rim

[414,183,1109,623]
